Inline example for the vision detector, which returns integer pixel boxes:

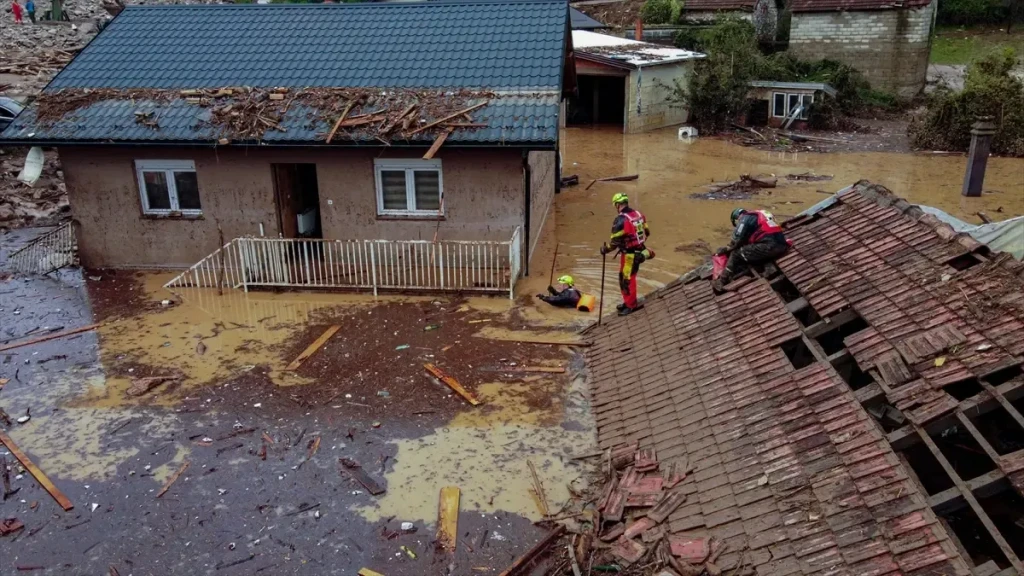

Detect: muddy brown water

[545,127,1024,303]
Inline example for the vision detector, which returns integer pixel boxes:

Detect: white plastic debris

[491,531,508,542]
[160,299,172,306]
[16,415,30,424]
[977,343,993,351]
[253,403,262,408]
[401,522,414,531]
[91,503,99,512]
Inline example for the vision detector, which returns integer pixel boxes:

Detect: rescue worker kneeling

[712,208,790,293]
[600,193,654,316]
[537,275,597,312]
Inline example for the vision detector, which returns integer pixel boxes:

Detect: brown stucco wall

[528,150,556,268]
[59,146,536,269]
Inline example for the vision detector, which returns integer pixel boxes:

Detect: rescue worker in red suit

[712,208,790,292]
[600,193,654,316]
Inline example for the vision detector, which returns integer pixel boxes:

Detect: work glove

[600,243,611,255]
[535,294,545,299]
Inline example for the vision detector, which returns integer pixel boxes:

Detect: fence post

[439,244,445,290]
[369,242,378,297]
[509,231,515,300]
[240,239,249,293]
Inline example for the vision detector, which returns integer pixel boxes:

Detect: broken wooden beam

[498,525,566,576]
[423,127,453,160]
[382,103,418,135]
[585,174,639,190]
[527,459,550,517]
[409,101,489,135]
[0,323,101,352]
[0,431,73,511]
[424,363,480,405]
[340,457,386,495]
[156,460,190,499]
[285,325,341,371]
[437,486,460,551]
[326,100,357,144]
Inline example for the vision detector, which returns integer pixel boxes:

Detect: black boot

[616,303,627,311]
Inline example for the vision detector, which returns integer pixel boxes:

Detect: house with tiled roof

[786,0,936,97]
[584,181,1024,575]
[0,0,575,287]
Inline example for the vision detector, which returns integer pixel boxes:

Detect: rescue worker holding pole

[600,193,654,316]
[712,208,790,292]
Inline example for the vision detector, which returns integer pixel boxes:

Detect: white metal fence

[6,223,77,275]
[164,228,522,299]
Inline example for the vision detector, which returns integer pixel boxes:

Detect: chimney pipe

[962,116,997,197]
[635,18,643,42]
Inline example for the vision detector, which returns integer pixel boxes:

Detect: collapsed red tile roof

[789,0,932,12]
[584,181,1024,574]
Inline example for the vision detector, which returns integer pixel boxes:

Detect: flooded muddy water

[545,127,1024,301]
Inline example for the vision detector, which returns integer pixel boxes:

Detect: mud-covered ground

[0,249,597,575]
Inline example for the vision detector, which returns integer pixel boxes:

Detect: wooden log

[498,525,566,576]
[527,460,550,517]
[285,325,341,371]
[0,323,101,352]
[0,431,73,511]
[326,101,357,144]
[423,127,453,160]
[437,486,460,550]
[340,458,386,495]
[409,101,489,135]
[424,363,480,405]
[585,174,639,190]
[382,103,417,135]
[156,461,190,498]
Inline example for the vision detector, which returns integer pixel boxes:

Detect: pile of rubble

[520,442,733,576]
[35,86,496,144]
[0,148,69,228]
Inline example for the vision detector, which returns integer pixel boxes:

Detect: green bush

[936,0,1012,26]
[641,0,682,24]
[909,48,1024,156]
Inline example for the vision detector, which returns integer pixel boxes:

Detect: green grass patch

[931,26,1024,65]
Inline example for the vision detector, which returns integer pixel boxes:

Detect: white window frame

[135,159,201,216]
[373,158,444,217]
[771,92,814,120]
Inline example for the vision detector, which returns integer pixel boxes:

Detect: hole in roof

[865,398,905,433]
[833,353,874,391]
[779,337,815,371]
[969,405,1024,456]
[977,487,1024,561]
[986,364,1024,387]
[930,424,997,480]
[770,276,801,304]
[815,315,869,356]
[946,253,983,271]
[900,442,954,495]
[940,505,1011,569]
[945,378,985,402]
[792,305,821,329]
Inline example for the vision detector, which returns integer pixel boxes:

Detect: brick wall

[788,0,934,98]
[626,61,694,133]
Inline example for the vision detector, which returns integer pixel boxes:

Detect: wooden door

[273,164,297,239]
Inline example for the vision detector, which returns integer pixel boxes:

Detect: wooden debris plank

[0,323,101,352]
[423,127,453,160]
[0,431,73,511]
[340,458,386,495]
[285,325,341,370]
[156,460,190,499]
[585,173,639,190]
[527,459,550,517]
[437,486,461,551]
[409,101,489,135]
[326,101,357,144]
[424,363,480,405]
[498,525,566,576]
[382,103,417,134]
[358,570,385,576]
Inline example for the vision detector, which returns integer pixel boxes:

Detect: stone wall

[626,61,693,133]
[788,0,935,98]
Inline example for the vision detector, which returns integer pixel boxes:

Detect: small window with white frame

[772,92,814,120]
[374,158,443,217]
[135,160,202,216]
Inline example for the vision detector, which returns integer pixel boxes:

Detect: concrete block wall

[787,0,934,98]
[626,61,693,133]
